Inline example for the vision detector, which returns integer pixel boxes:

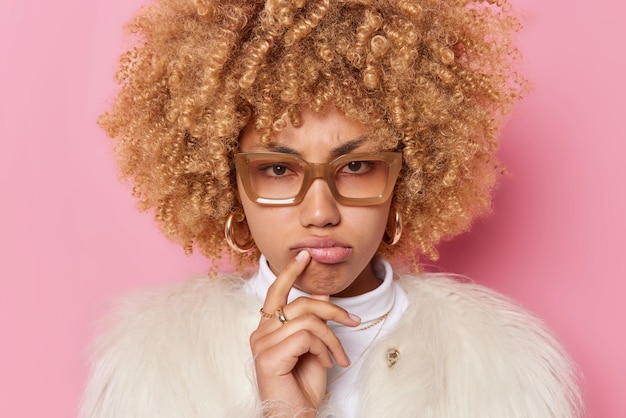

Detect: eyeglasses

[234,152,402,206]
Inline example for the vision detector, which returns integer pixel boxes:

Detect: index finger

[262,250,311,314]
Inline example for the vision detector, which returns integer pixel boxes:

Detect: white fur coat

[81,273,582,417]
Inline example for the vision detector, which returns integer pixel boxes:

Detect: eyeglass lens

[245,155,392,200]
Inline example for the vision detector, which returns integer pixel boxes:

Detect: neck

[332,261,381,297]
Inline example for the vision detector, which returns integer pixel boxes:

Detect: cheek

[240,201,293,250]
[336,206,390,263]
[348,205,391,237]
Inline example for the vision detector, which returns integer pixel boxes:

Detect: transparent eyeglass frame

[234,151,402,206]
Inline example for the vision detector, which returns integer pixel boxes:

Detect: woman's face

[237,108,393,297]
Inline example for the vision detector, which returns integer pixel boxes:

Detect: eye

[270,164,288,176]
[257,163,295,177]
[340,160,372,174]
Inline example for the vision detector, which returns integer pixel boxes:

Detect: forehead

[238,108,379,157]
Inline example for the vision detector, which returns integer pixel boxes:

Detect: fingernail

[349,313,361,323]
[296,250,309,261]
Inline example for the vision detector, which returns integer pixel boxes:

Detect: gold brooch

[386,348,400,369]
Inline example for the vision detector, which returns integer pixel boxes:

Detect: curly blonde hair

[99,0,525,269]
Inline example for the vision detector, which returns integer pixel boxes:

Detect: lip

[291,237,353,264]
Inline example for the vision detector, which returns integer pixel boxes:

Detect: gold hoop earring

[383,210,402,246]
[224,208,255,253]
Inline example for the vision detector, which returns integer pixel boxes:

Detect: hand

[250,251,361,417]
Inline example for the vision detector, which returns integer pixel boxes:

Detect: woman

[82,0,583,416]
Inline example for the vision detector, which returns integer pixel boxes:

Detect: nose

[299,178,341,228]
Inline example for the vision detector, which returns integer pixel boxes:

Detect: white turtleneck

[244,255,409,418]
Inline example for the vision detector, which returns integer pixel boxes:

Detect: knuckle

[249,331,259,346]
[254,351,273,367]
[292,296,309,306]
[292,328,314,341]
[297,312,319,325]
[249,333,263,351]
[249,325,269,346]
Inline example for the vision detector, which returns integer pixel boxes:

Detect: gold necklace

[326,307,392,388]
[355,310,390,331]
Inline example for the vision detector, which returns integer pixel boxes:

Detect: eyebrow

[262,136,369,158]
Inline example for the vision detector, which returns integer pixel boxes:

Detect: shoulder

[358,273,583,418]
[397,273,576,358]
[95,274,255,329]
[90,275,258,355]
[81,275,261,418]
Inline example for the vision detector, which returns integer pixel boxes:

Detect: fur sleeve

[357,273,584,418]
[80,276,263,418]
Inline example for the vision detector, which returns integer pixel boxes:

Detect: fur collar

[81,273,582,417]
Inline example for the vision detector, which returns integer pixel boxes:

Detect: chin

[295,280,346,297]
[295,266,351,296]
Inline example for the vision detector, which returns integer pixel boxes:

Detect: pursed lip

[290,237,353,264]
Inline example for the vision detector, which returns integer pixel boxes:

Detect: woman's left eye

[270,164,288,176]
[340,161,370,174]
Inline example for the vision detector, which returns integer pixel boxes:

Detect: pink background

[1,0,624,416]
